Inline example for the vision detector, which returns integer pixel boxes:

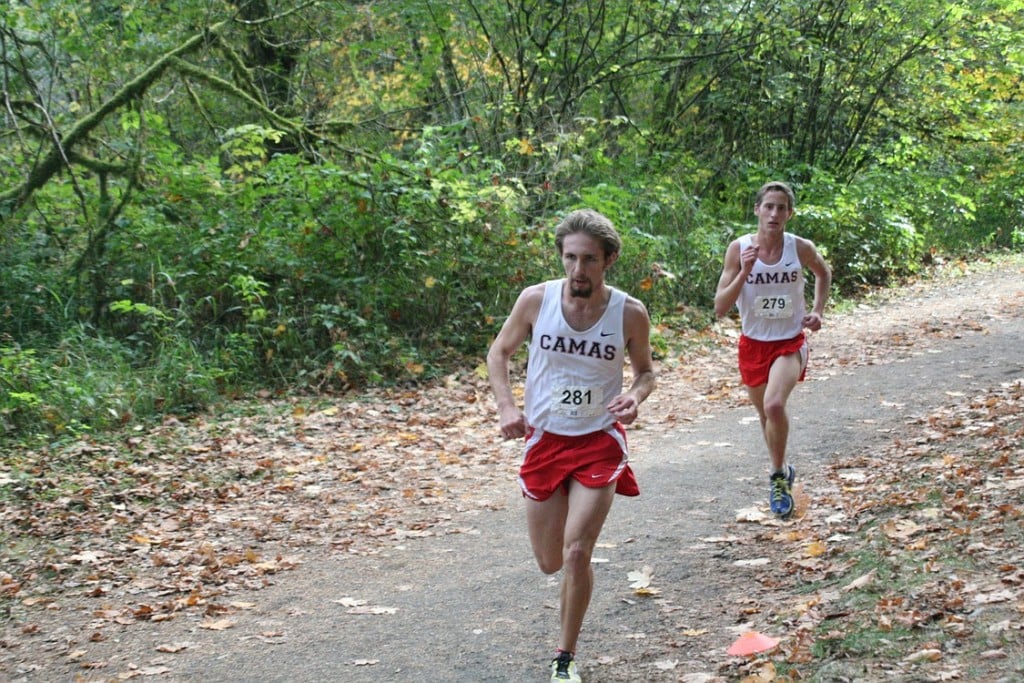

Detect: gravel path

[4,256,1022,682]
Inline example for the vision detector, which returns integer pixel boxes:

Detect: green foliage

[0,345,45,434]
[796,171,927,292]
[0,325,223,443]
[1,0,1023,440]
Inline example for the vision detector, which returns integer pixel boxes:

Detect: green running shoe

[551,651,581,682]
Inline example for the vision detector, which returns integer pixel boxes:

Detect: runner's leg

[758,351,803,471]
[525,489,570,574]
[557,480,616,654]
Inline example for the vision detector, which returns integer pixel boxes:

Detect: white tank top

[736,233,806,341]
[524,279,626,436]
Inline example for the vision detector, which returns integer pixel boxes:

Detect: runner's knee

[562,540,594,575]
[534,547,564,574]
[763,398,787,423]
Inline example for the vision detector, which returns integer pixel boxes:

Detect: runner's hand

[607,394,639,425]
[803,312,823,331]
[498,409,527,440]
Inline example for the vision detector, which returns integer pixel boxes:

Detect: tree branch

[0,21,228,211]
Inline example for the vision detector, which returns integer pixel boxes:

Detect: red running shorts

[518,424,639,501]
[738,332,808,387]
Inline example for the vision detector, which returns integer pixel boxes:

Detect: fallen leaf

[628,566,654,589]
[735,507,769,522]
[334,597,366,607]
[345,605,398,615]
[681,674,723,683]
[905,648,942,663]
[805,540,828,557]
[67,550,107,564]
[136,667,172,676]
[842,568,877,592]
[155,643,191,653]
[199,618,234,630]
[734,557,771,568]
[739,660,777,682]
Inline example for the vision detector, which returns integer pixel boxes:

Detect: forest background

[1,0,1022,443]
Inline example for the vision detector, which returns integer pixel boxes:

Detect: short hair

[754,181,796,210]
[554,209,622,259]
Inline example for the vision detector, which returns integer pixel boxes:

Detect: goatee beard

[569,286,592,298]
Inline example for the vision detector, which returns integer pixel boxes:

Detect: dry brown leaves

[0,374,508,621]
[0,255,1022,681]
[668,259,1024,682]
[704,376,1024,683]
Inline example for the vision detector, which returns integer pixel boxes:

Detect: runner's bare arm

[607,296,656,425]
[796,237,832,330]
[714,239,756,318]
[486,284,544,439]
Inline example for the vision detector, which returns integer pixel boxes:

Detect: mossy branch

[168,56,301,135]
[0,22,227,210]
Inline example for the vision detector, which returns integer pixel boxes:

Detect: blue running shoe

[769,464,795,517]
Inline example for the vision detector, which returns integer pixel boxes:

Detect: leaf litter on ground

[1,254,1022,681]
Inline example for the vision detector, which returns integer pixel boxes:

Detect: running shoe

[769,464,795,517]
[551,651,581,682]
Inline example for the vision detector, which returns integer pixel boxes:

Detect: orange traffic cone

[727,631,780,656]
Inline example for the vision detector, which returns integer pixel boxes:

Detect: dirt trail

[3,257,1023,682]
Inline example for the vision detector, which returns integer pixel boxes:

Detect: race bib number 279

[754,294,794,319]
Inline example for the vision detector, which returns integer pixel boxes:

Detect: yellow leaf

[795,596,821,613]
[805,540,827,557]
[424,276,436,288]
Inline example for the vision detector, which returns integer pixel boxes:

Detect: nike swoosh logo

[784,262,794,267]
[600,331,615,337]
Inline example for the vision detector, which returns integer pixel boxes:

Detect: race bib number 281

[551,386,604,418]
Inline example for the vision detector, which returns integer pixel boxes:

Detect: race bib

[551,385,604,418]
[754,295,795,319]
